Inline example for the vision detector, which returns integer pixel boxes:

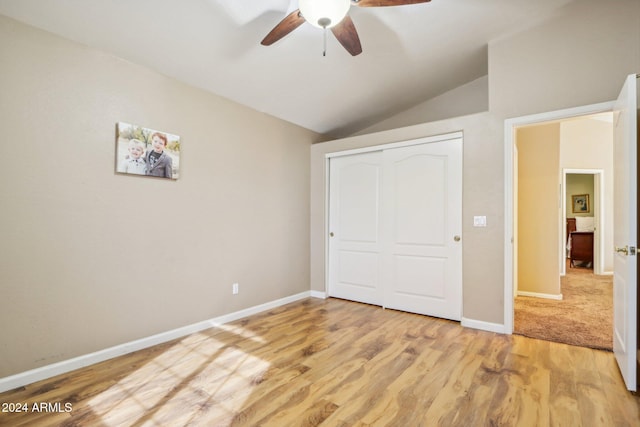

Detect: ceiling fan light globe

[299,0,351,29]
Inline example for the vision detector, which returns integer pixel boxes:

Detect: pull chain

[323,26,327,57]
[318,17,331,57]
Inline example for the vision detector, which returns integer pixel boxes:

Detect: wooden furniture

[570,232,594,267]
[567,218,594,268]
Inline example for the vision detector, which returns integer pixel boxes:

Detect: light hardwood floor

[1,298,638,426]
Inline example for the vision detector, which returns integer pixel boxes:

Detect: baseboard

[310,290,327,299]
[0,291,312,394]
[461,317,507,334]
[517,290,563,300]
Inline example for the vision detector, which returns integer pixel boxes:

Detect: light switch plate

[473,216,487,227]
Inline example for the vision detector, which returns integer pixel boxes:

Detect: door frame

[562,169,605,276]
[324,131,463,298]
[503,102,614,334]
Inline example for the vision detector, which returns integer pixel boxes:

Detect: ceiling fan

[261,0,432,56]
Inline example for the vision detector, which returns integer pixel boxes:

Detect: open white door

[613,73,638,392]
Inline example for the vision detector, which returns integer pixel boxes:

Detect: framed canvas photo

[116,122,181,180]
[572,194,590,213]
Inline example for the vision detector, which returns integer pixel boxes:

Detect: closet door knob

[454,235,461,242]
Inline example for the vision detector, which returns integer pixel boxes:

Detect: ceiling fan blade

[261,10,306,46]
[353,0,431,6]
[331,16,363,56]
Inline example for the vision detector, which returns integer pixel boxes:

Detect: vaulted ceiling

[0,0,574,138]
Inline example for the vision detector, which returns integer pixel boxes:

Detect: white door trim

[504,101,614,334]
[325,131,463,159]
[562,168,605,276]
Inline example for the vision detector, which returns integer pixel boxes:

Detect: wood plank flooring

[1,297,638,426]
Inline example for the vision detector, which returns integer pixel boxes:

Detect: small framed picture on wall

[572,194,590,213]
[116,122,181,180]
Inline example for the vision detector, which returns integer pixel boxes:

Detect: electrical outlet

[232,283,239,295]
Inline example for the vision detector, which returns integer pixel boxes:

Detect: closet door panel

[393,255,447,298]
[394,154,447,246]
[328,152,383,305]
[383,140,462,320]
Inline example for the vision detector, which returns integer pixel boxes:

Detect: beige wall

[560,117,614,272]
[489,0,640,118]
[565,174,595,218]
[515,115,613,293]
[566,174,594,219]
[0,15,317,377]
[561,118,614,179]
[516,124,561,295]
[312,0,640,326]
[354,76,489,136]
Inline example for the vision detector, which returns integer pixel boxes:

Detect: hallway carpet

[514,265,613,350]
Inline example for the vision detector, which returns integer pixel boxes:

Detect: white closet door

[328,137,462,320]
[328,151,383,305]
[382,140,462,320]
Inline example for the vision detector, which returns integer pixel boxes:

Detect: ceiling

[0,0,574,138]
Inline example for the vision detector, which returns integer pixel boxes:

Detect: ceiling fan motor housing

[261,0,432,56]
[299,0,351,28]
